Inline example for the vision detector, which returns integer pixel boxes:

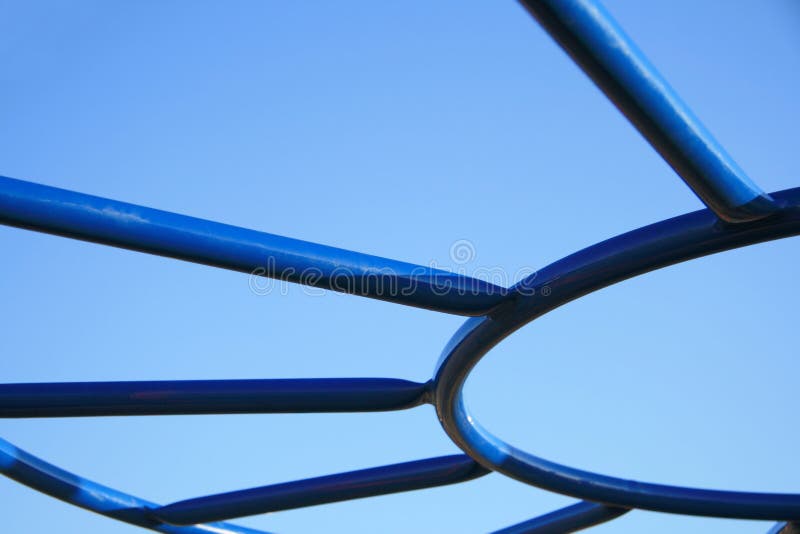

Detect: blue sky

[1,1,799,532]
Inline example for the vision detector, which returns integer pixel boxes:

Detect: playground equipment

[1,1,797,532]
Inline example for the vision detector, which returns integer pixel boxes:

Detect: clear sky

[1,1,799,533]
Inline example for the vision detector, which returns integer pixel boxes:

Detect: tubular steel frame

[1,1,797,532]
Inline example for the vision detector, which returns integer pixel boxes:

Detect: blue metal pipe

[768,523,800,534]
[492,501,629,534]
[0,378,429,417]
[0,2,794,531]
[153,455,488,525]
[517,0,776,223]
[0,437,268,533]
[434,187,800,519]
[0,175,507,315]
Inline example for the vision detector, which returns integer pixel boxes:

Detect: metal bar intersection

[1,1,796,532]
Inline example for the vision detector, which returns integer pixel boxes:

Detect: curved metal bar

[517,0,775,223]
[1,2,795,532]
[0,175,507,316]
[492,501,629,534]
[0,378,429,417]
[153,455,488,525]
[433,187,800,520]
[0,437,267,534]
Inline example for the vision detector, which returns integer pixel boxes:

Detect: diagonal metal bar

[0,378,429,418]
[518,0,776,223]
[152,455,489,525]
[492,501,630,533]
[0,2,794,532]
[0,175,508,316]
[769,523,800,534]
[0,437,268,534]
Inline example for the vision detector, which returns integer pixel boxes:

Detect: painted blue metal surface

[0,378,429,417]
[769,523,800,534]
[0,0,795,532]
[0,175,506,316]
[153,455,487,525]
[432,186,800,521]
[492,502,629,534]
[518,0,776,223]
[0,438,266,534]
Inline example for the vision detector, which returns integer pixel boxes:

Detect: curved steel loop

[2,0,797,531]
[434,187,800,520]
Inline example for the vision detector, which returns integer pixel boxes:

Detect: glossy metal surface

[153,455,487,525]
[492,502,629,534]
[769,523,800,534]
[0,175,506,316]
[0,378,428,417]
[0,438,265,534]
[518,0,775,222]
[433,187,800,520]
[1,0,796,532]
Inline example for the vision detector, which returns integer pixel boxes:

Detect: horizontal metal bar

[0,437,267,533]
[0,378,429,417]
[518,0,776,223]
[0,175,507,315]
[492,501,629,533]
[152,455,489,525]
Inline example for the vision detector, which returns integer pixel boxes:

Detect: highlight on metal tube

[0,175,508,316]
[0,378,430,418]
[492,501,630,534]
[432,187,800,521]
[517,0,776,223]
[0,438,267,534]
[1,1,796,532]
[152,455,488,525]
[768,523,800,534]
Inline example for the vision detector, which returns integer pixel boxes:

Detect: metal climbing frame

[1,1,797,532]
